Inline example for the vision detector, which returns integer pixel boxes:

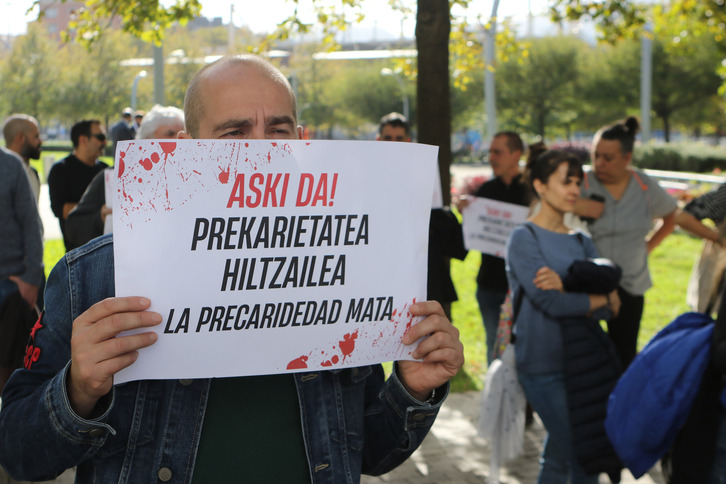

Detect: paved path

[1,391,665,484]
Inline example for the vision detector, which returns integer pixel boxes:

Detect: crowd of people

[0,53,724,484]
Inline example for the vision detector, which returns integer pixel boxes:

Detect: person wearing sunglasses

[47,119,109,252]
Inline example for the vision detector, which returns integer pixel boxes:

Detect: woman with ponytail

[576,117,677,368]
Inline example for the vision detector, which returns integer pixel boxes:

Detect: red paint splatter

[159,142,176,161]
[392,309,397,317]
[245,142,249,148]
[272,142,277,147]
[140,158,153,170]
[218,166,230,184]
[339,331,359,359]
[151,152,160,164]
[138,178,143,183]
[287,355,308,369]
[321,354,340,367]
[118,158,125,177]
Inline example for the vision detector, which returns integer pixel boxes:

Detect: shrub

[634,142,726,173]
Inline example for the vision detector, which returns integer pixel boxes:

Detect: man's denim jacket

[0,236,446,483]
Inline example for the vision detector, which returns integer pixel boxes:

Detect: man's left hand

[398,301,464,401]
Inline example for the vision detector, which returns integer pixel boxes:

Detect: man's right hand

[68,297,161,419]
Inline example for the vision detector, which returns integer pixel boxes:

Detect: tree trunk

[416,0,451,205]
[662,114,671,142]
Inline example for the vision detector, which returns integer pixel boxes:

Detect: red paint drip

[218,166,230,184]
[159,142,177,161]
[140,158,153,171]
[339,331,359,359]
[151,152,160,164]
[287,355,308,369]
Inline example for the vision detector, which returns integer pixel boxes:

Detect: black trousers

[606,286,644,369]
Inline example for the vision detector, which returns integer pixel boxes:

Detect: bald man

[3,114,42,201]
[0,55,464,483]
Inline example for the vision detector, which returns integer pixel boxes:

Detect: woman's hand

[533,266,563,292]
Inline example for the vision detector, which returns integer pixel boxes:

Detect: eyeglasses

[90,133,106,142]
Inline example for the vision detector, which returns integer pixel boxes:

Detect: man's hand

[100,205,112,223]
[68,297,161,419]
[533,266,563,292]
[454,195,471,213]
[8,276,38,309]
[398,301,464,402]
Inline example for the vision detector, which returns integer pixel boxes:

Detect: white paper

[462,197,529,258]
[113,139,438,382]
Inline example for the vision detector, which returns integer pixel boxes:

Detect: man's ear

[178,131,192,140]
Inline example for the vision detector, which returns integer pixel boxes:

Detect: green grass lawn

[43,230,702,393]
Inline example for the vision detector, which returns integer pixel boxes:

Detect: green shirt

[191,374,311,483]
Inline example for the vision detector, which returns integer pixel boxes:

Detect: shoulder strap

[630,170,649,191]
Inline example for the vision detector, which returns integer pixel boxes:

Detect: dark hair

[70,119,101,148]
[525,149,583,197]
[598,116,640,154]
[527,141,547,166]
[378,112,409,135]
[493,131,524,154]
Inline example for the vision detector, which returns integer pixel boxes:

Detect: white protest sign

[113,139,437,383]
[462,197,529,258]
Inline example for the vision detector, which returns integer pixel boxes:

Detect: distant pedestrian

[110,107,134,158]
[47,120,109,251]
[3,114,43,201]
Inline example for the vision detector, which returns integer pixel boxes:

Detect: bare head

[3,114,42,161]
[182,55,299,140]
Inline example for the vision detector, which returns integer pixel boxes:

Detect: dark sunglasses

[90,133,106,142]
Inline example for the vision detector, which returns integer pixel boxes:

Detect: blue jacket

[0,235,445,483]
[605,312,716,478]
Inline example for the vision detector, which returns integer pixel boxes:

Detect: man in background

[3,114,42,202]
[110,107,134,157]
[0,146,43,394]
[377,112,468,319]
[457,131,532,364]
[47,120,109,251]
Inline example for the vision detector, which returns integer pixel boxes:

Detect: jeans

[476,286,507,365]
[518,370,599,484]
